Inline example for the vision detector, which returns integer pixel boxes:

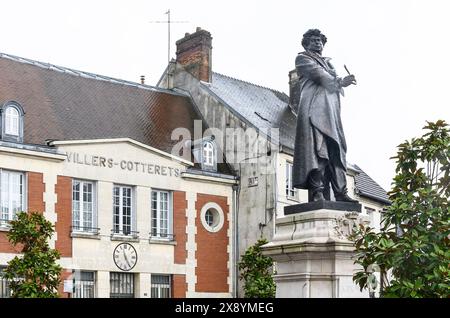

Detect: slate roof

[353,165,391,205]
[203,72,389,204]
[0,53,201,155]
[203,72,296,152]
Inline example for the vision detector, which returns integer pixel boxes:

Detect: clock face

[113,243,137,271]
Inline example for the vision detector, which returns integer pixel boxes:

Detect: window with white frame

[73,271,95,298]
[200,203,225,233]
[0,266,12,298]
[151,190,172,239]
[110,272,134,298]
[151,274,171,298]
[1,102,24,143]
[286,162,296,198]
[72,180,96,233]
[365,207,375,227]
[205,210,214,227]
[203,141,214,167]
[113,185,133,236]
[4,107,19,136]
[0,170,25,225]
[380,208,388,229]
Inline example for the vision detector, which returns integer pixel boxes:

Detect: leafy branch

[350,120,450,298]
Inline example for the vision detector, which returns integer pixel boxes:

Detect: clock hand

[123,251,132,267]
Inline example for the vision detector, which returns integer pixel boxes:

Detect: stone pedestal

[261,204,370,298]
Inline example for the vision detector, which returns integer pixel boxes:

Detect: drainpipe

[272,150,278,238]
[232,183,239,298]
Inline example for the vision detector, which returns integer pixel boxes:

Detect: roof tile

[0,54,199,155]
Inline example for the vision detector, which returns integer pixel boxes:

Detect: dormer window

[5,107,19,136]
[191,136,218,172]
[203,141,214,167]
[201,139,217,172]
[1,101,24,143]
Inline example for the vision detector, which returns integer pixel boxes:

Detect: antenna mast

[150,10,189,88]
[166,10,170,88]
[166,9,170,69]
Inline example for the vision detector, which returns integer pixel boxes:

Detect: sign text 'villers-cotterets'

[66,152,181,177]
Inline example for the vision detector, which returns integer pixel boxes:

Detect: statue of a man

[292,29,358,203]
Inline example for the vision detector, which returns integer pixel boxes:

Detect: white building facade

[0,53,237,298]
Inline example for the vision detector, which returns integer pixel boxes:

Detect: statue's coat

[292,51,347,189]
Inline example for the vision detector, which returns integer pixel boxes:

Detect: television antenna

[150,10,189,87]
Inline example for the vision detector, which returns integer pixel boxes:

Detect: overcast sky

[2,0,449,190]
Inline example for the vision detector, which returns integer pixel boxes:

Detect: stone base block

[262,208,369,298]
[284,200,361,215]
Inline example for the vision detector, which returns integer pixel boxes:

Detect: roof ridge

[212,71,288,97]
[0,52,180,95]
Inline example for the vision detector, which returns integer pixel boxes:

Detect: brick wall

[172,274,187,298]
[55,176,72,257]
[195,194,229,293]
[173,191,187,264]
[27,172,45,213]
[0,232,21,253]
[0,171,45,253]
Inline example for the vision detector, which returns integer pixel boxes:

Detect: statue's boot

[312,190,325,202]
[335,192,359,203]
[308,169,325,202]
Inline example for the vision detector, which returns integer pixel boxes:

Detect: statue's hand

[341,75,357,87]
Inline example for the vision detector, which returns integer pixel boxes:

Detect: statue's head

[301,29,327,53]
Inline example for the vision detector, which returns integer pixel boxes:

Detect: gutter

[0,144,66,161]
[357,190,392,206]
[181,172,237,185]
[279,145,294,156]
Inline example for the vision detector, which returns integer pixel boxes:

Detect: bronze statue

[292,29,358,203]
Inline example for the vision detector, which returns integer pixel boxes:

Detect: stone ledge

[274,273,354,282]
[148,239,177,246]
[263,239,355,253]
[262,241,356,263]
[110,235,140,243]
[0,226,11,232]
[285,201,361,215]
[71,232,101,240]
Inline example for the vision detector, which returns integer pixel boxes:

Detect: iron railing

[71,225,100,235]
[0,276,12,298]
[110,272,134,298]
[149,232,175,241]
[111,229,139,239]
[74,281,95,298]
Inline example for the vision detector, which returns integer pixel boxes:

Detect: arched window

[1,101,24,143]
[203,141,214,167]
[192,137,217,172]
[5,107,19,136]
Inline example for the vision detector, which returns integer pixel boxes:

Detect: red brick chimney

[176,27,212,82]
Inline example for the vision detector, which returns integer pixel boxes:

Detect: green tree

[351,120,450,298]
[238,238,276,298]
[3,211,62,298]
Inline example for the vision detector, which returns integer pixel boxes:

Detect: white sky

[2,0,449,191]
